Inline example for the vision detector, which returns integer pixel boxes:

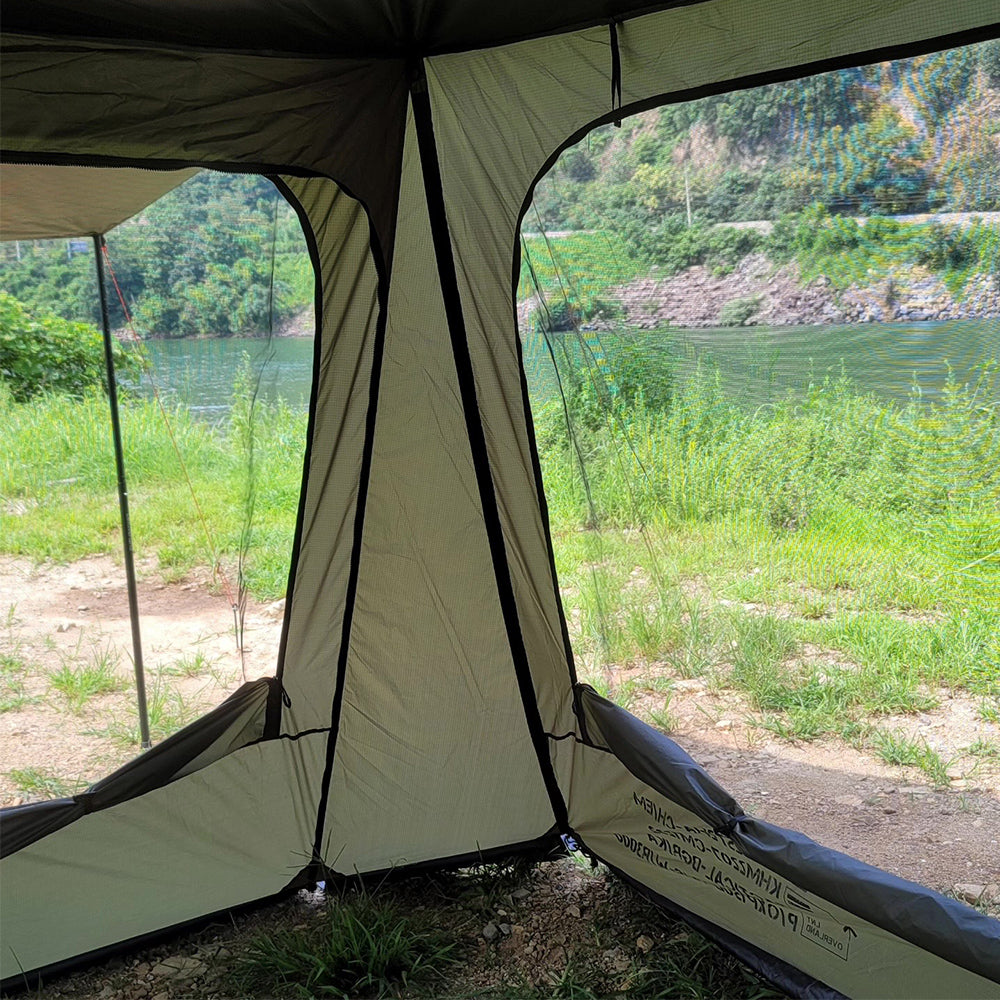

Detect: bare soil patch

[3,555,997,899]
[0,555,281,805]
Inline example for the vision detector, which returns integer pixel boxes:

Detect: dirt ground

[0,555,282,806]
[2,554,998,905]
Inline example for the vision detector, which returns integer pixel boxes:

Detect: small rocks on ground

[953,883,986,905]
[149,956,206,980]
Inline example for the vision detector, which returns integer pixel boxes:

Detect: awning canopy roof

[0,164,198,240]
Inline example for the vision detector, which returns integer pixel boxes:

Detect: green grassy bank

[532,347,1000,772]
[0,378,305,601]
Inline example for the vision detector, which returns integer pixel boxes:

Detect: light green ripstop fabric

[2,0,999,990]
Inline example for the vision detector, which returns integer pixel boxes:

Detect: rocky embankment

[613,253,1000,328]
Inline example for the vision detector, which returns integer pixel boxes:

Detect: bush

[628,217,767,276]
[556,330,674,432]
[718,295,762,327]
[0,292,139,402]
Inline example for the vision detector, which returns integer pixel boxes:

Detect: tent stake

[93,235,151,750]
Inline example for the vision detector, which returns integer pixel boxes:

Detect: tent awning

[0,163,198,239]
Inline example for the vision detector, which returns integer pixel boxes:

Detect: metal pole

[93,235,152,749]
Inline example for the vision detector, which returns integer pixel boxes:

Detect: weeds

[648,692,678,733]
[978,699,1000,724]
[90,676,196,747]
[0,677,34,713]
[230,890,456,999]
[7,766,86,799]
[966,738,1000,759]
[0,632,36,712]
[159,651,213,678]
[868,729,952,785]
[48,647,126,712]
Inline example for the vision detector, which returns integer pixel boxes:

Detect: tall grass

[535,343,1000,732]
[540,360,1000,536]
[0,379,305,600]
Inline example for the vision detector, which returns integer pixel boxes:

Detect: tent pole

[93,234,152,750]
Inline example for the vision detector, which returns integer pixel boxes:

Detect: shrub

[718,295,761,327]
[0,292,138,402]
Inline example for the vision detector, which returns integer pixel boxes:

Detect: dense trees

[534,43,1000,255]
[0,173,312,338]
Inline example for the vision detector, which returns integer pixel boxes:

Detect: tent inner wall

[4,0,1000,991]
[275,175,385,734]
[316,104,556,873]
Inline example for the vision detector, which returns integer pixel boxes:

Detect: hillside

[2,42,999,337]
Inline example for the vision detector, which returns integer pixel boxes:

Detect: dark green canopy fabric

[4,0,702,56]
[2,1,999,995]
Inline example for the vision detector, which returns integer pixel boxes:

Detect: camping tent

[2,2,999,995]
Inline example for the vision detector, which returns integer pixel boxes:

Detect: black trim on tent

[510,243,588,741]
[0,150,324,181]
[321,828,565,889]
[309,193,396,870]
[409,63,572,838]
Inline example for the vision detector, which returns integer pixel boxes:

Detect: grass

[48,646,127,712]
[229,889,457,999]
[967,737,1000,759]
[1,606,40,713]
[867,729,952,785]
[90,675,198,747]
[0,678,34,713]
[6,766,87,799]
[648,694,678,733]
[532,348,999,743]
[0,379,305,601]
[159,650,214,678]
[1,650,36,713]
[978,698,1000,723]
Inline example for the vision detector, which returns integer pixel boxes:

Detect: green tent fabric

[2,2,1000,995]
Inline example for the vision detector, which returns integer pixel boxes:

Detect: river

[522,318,1000,410]
[140,318,1000,418]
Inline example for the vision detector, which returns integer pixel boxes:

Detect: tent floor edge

[319,827,566,889]
[0,831,566,995]
[0,874,314,996]
[594,851,846,1000]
